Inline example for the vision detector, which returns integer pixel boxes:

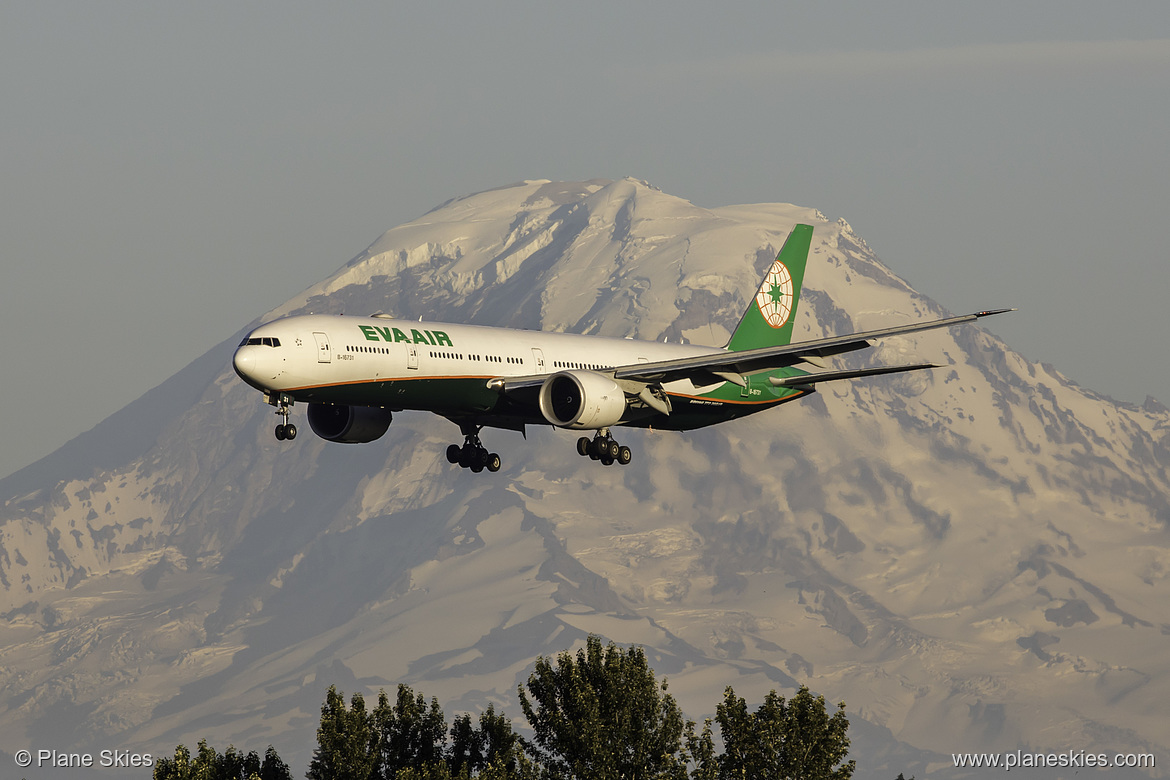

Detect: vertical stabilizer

[726,224,813,351]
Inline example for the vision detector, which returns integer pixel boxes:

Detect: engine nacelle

[307,403,393,443]
[538,371,627,430]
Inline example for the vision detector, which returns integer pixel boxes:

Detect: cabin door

[313,332,331,363]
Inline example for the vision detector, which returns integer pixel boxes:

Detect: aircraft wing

[610,308,1012,387]
[489,308,1011,397]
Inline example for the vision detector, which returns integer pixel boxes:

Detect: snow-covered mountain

[2,178,1168,779]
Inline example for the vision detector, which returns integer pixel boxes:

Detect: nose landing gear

[446,425,501,473]
[576,428,632,466]
[270,392,297,441]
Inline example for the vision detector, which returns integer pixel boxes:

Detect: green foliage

[391,763,458,780]
[518,634,690,780]
[475,753,539,780]
[714,685,854,780]
[307,683,533,780]
[449,704,526,777]
[301,635,854,780]
[449,712,481,775]
[686,719,718,780]
[153,744,192,780]
[152,739,290,780]
[307,686,379,780]
[257,747,293,780]
[372,684,449,777]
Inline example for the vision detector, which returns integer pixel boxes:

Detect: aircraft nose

[233,346,264,386]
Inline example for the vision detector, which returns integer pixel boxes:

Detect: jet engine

[538,371,627,430]
[307,403,393,443]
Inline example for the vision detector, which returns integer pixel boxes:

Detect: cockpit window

[239,337,281,347]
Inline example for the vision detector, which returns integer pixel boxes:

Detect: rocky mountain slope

[2,178,1168,779]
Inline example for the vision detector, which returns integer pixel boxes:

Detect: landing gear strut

[576,428,632,466]
[446,424,501,473]
[271,392,297,441]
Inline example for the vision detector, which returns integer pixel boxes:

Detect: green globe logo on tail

[726,223,813,351]
[756,260,794,328]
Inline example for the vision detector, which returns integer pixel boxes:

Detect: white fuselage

[233,313,727,405]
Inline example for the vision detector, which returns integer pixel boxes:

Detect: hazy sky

[2,2,1168,480]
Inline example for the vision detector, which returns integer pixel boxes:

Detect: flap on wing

[769,363,937,388]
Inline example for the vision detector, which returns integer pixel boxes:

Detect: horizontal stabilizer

[769,363,937,388]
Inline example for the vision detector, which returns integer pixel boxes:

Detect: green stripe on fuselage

[694,365,810,403]
[633,366,812,431]
[286,366,812,432]
[287,376,502,413]
[639,386,810,431]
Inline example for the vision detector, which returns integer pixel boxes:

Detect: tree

[449,703,529,778]
[299,644,853,780]
[686,719,718,780]
[371,684,449,778]
[714,685,854,780]
[256,746,293,780]
[449,712,484,776]
[475,704,526,774]
[153,740,290,780]
[307,685,379,780]
[518,634,690,780]
[391,764,457,780]
[153,744,193,780]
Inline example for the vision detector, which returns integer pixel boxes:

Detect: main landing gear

[577,428,632,466]
[272,393,297,441]
[446,425,501,473]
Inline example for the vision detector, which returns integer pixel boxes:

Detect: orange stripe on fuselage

[282,374,495,393]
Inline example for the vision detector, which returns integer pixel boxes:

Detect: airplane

[233,224,1010,473]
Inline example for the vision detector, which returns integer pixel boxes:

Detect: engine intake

[538,371,627,430]
[307,403,393,443]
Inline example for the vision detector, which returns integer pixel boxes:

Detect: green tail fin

[726,224,813,351]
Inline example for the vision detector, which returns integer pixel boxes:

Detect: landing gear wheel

[458,446,474,469]
[450,424,501,475]
[272,393,295,441]
[582,429,632,466]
